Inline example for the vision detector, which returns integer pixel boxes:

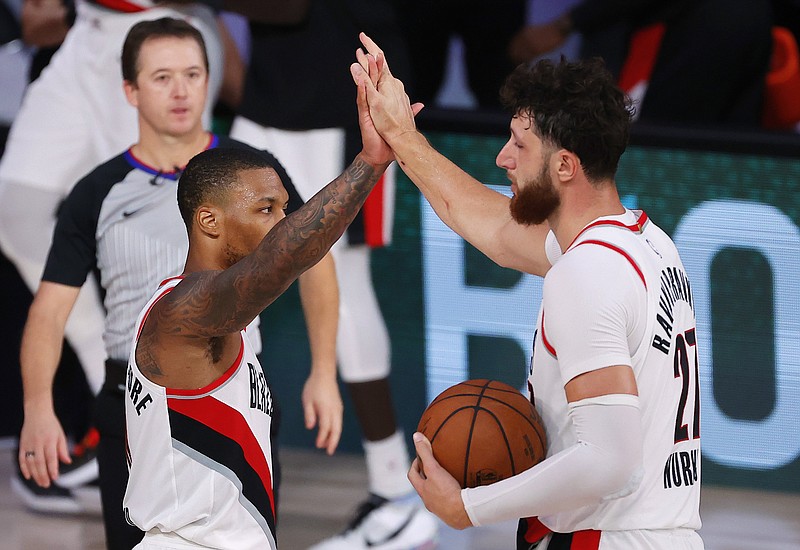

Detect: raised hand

[353,54,394,168]
[350,33,423,146]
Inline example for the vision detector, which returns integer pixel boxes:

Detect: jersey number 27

[673,327,700,443]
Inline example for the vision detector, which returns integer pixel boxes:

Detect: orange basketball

[417,379,547,488]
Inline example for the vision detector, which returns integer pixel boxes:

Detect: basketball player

[352,35,704,549]
[18,18,340,549]
[123,87,407,546]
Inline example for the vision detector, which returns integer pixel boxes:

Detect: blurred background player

[228,2,438,548]
[16,17,340,549]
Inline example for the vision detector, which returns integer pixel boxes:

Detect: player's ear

[555,149,579,182]
[196,205,221,237]
[123,79,139,108]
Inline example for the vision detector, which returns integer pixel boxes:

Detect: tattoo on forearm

[162,157,382,338]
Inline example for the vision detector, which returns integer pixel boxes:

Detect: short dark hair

[500,57,633,181]
[121,17,208,84]
[178,148,279,230]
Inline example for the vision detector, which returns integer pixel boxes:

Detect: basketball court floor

[1,445,798,549]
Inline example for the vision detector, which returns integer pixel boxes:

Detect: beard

[509,164,560,225]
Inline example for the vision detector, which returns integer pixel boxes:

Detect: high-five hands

[350,33,424,148]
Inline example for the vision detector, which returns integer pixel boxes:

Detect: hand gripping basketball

[417,379,547,489]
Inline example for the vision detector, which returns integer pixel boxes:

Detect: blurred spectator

[510,0,774,127]
[401,0,526,111]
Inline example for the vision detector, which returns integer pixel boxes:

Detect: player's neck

[183,243,228,276]
[133,128,212,173]
[183,224,231,276]
[550,181,625,251]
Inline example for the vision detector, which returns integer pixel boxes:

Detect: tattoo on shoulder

[135,324,164,380]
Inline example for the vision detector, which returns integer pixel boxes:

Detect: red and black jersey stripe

[167,397,276,540]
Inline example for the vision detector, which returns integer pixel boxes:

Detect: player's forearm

[462,395,643,526]
[21,0,70,48]
[244,153,386,306]
[388,130,536,270]
[186,154,387,336]
[297,253,339,380]
[389,131,483,232]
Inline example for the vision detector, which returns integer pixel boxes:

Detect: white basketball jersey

[124,277,277,549]
[530,209,701,533]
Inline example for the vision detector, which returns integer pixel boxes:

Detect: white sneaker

[309,494,438,550]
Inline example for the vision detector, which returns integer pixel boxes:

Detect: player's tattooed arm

[156,154,386,339]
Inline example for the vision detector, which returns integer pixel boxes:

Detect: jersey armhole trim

[135,284,177,340]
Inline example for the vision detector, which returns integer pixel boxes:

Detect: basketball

[416,379,547,488]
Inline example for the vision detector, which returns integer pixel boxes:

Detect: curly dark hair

[499,57,633,182]
[178,148,278,230]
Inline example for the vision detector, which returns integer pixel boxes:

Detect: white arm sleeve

[461,394,644,527]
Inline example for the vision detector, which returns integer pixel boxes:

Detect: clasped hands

[349,33,424,153]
